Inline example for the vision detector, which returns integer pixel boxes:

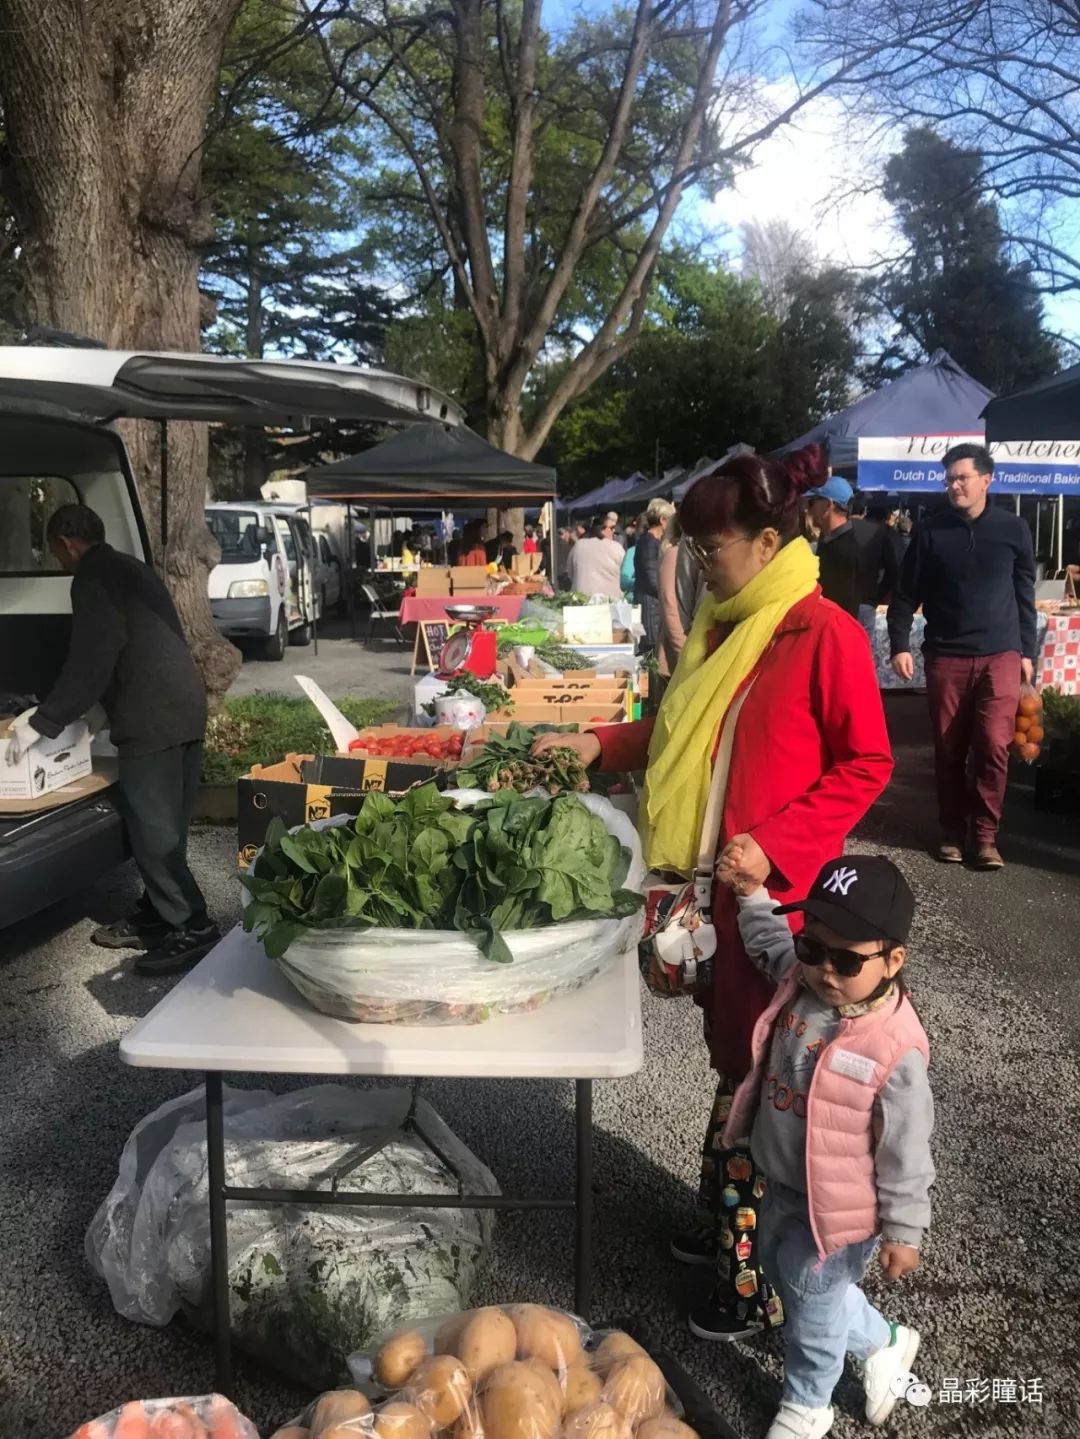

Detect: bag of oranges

[1011,684,1045,763]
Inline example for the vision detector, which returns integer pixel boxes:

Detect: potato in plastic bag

[344,1306,697,1439]
[69,1393,258,1439]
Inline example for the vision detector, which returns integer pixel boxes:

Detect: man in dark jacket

[851,497,903,645]
[4,505,217,973]
[888,444,1036,870]
[807,475,861,617]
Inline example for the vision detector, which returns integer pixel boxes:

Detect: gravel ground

[1,695,1078,1438]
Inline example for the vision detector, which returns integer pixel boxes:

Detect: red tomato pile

[348,730,466,763]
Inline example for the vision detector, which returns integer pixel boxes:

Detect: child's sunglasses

[794,932,892,978]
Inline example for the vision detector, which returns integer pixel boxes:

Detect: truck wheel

[262,609,288,661]
[290,621,313,647]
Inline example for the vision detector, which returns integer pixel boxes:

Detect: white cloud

[694,87,901,274]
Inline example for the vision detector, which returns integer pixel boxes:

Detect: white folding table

[120,925,643,1396]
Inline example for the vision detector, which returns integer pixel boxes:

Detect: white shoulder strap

[693,684,754,904]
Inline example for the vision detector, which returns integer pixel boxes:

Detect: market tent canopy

[778,350,994,468]
[615,466,688,509]
[672,445,756,500]
[0,348,464,428]
[562,474,642,513]
[982,363,1080,441]
[305,424,557,501]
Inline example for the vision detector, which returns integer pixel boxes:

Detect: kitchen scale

[440,604,499,679]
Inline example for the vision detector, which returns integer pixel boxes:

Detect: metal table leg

[205,1071,234,1397]
[574,1078,594,1321]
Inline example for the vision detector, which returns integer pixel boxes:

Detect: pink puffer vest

[723,975,929,1259]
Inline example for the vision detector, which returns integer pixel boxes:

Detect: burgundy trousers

[924,651,1021,845]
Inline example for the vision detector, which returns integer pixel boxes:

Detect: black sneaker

[134,924,221,976]
[688,1292,765,1343]
[670,1225,719,1265]
[91,914,168,950]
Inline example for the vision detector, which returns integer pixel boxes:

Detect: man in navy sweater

[888,444,1036,870]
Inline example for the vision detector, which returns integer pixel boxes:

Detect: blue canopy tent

[777,350,994,473]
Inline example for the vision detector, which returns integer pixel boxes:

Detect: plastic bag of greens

[86,1086,498,1390]
[246,792,645,1025]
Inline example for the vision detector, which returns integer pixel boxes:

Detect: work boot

[91,913,168,950]
[135,923,221,976]
[935,834,965,864]
[972,844,1004,870]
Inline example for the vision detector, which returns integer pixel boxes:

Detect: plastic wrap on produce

[267,1305,699,1439]
[86,1087,498,1389]
[518,599,562,633]
[68,1393,257,1439]
[252,793,646,1025]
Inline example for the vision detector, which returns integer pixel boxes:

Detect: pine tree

[873,128,1059,391]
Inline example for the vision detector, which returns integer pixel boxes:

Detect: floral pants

[698,1075,785,1330]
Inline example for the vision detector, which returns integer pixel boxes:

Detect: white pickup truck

[0,347,460,928]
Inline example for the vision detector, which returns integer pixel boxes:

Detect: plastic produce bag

[68,1394,257,1439]
[86,1087,499,1390]
[267,1306,697,1439]
[251,793,645,1025]
[1010,682,1045,764]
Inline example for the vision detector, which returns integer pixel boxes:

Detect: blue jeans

[758,1179,890,1409]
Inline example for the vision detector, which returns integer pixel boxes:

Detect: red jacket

[595,589,893,1077]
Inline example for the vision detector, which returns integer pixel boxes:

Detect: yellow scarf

[640,537,819,874]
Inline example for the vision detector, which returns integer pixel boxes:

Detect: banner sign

[857,435,1080,495]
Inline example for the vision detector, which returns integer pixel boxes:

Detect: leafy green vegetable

[422,673,514,718]
[458,720,598,794]
[242,784,641,963]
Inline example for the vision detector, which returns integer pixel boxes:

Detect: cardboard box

[450,566,489,593]
[0,719,92,801]
[416,568,452,596]
[237,751,450,869]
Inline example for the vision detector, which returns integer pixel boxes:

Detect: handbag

[637,728,729,999]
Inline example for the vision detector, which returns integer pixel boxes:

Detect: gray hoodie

[738,889,935,1250]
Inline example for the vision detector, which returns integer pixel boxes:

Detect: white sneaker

[765,1402,834,1439]
[864,1322,921,1425]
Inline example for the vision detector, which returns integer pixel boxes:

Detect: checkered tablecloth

[1037,612,1080,694]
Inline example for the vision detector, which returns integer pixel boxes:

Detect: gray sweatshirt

[738,889,935,1250]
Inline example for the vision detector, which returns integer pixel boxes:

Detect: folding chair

[360,582,406,647]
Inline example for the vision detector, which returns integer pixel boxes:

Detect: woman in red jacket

[534,444,893,1343]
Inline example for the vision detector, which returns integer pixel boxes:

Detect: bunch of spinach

[242,783,641,965]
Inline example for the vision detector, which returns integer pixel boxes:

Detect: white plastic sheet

[86,1085,499,1389]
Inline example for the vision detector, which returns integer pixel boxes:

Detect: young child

[717,850,934,1439]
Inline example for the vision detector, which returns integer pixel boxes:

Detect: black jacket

[634,531,661,600]
[887,505,1037,660]
[816,522,861,617]
[31,544,207,757]
[851,517,902,607]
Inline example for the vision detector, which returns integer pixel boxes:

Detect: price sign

[421,621,450,671]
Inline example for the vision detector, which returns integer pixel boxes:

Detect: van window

[0,476,82,573]
[206,510,268,564]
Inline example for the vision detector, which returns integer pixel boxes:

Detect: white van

[205,501,325,659]
[0,346,461,929]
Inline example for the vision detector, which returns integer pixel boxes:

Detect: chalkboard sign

[421,621,450,671]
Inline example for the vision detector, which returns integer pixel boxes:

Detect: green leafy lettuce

[242,783,641,964]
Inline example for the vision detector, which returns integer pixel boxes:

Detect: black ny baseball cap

[774,855,915,943]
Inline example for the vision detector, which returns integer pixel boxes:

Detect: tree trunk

[0,0,244,705]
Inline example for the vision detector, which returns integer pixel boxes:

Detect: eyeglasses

[686,535,752,569]
[794,932,891,978]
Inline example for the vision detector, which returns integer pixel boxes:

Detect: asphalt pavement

[1,676,1078,1438]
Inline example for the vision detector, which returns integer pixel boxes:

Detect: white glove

[4,707,39,767]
